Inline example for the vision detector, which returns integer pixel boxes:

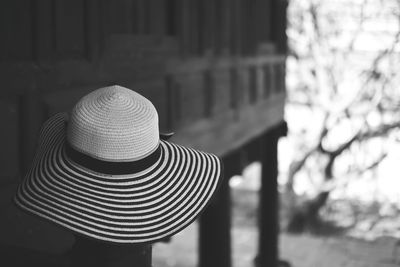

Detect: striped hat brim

[15,113,223,244]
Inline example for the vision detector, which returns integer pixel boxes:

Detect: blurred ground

[153,186,400,267]
[280,234,400,267]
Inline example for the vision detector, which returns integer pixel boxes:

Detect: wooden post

[69,236,152,267]
[199,152,241,267]
[256,122,287,267]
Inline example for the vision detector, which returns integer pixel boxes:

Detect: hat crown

[67,85,159,161]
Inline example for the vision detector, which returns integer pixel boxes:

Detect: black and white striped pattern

[15,113,222,243]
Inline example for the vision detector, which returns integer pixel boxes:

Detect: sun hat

[14,85,223,244]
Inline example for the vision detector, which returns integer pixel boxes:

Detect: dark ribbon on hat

[65,142,162,175]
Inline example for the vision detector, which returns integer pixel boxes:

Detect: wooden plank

[196,0,205,54]
[203,70,215,118]
[54,0,86,58]
[214,0,223,55]
[34,0,55,60]
[102,0,133,35]
[256,65,265,100]
[256,0,271,43]
[269,63,276,97]
[131,0,139,34]
[263,64,272,98]
[213,69,232,114]
[179,0,191,56]
[0,0,33,60]
[248,65,258,103]
[97,0,107,53]
[165,0,178,36]
[220,0,231,54]
[132,0,150,34]
[229,67,240,110]
[171,92,285,157]
[240,0,249,55]
[238,66,250,105]
[230,0,241,55]
[165,54,286,74]
[84,0,101,60]
[248,0,257,54]
[202,0,216,55]
[149,0,166,35]
[189,0,200,55]
[276,62,286,93]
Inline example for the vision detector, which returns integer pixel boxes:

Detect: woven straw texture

[67,85,159,161]
[14,86,223,244]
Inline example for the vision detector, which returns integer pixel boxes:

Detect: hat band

[65,143,162,175]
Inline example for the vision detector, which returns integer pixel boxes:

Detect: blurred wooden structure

[0,0,287,266]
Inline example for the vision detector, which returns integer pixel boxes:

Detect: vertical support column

[189,0,200,55]
[149,0,166,35]
[199,152,241,267]
[69,236,152,267]
[248,0,257,54]
[178,0,191,57]
[239,0,248,55]
[255,0,271,44]
[257,122,287,267]
[201,0,216,55]
[84,0,100,61]
[220,0,231,55]
[230,0,240,55]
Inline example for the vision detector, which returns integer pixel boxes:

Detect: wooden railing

[200,121,287,267]
[0,53,286,266]
[166,55,286,154]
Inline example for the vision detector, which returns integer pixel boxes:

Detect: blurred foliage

[283,0,400,237]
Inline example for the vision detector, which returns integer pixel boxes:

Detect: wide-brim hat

[15,85,223,244]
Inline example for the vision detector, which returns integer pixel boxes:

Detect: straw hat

[15,85,223,244]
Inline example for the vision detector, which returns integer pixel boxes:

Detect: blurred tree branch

[284,0,400,234]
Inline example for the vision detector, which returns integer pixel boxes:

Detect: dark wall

[0,0,286,62]
[0,0,287,185]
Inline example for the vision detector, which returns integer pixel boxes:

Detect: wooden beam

[171,92,285,158]
[220,0,231,54]
[84,0,100,61]
[165,54,286,75]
